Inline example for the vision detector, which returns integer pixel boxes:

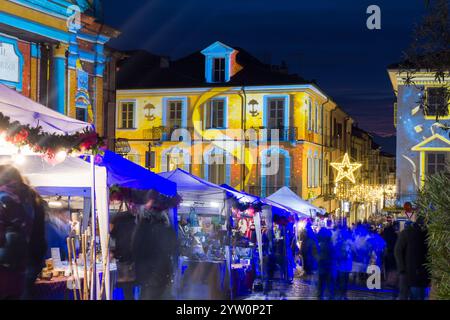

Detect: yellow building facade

[115,42,393,215]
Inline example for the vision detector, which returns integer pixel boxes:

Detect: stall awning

[220,184,260,204]
[266,186,323,217]
[96,150,177,197]
[159,168,225,200]
[0,84,93,134]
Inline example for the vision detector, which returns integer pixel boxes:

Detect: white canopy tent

[159,168,229,213]
[0,84,93,134]
[266,186,324,218]
[0,84,109,299]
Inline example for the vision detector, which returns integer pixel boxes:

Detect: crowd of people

[297,210,431,300]
[0,164,179,300]
[0,163,433,300]
[110,190,178,300]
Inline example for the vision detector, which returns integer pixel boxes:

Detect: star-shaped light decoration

[330,153,362,184]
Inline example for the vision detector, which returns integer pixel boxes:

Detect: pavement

[243,278,399,300]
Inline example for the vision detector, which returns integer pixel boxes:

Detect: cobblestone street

[244,278,398,300]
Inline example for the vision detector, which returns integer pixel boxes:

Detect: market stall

[159,169,231,299]
[0,84,178,300]
[264,186,324,281]
[219,184,264,296]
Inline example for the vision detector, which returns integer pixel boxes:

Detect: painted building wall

[116,85,338,209]
[0,0,118,135]
[395,82,450,204]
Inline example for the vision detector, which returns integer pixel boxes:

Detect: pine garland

[0,112,104,157]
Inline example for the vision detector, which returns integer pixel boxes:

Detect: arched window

[204,147,231,185]
[161,147,190,172]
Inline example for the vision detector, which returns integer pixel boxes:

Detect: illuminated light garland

[334,183,397,203]
[330,153,362,184]
[0,112,104,158]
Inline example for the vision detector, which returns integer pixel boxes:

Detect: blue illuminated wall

[396,84,450,204]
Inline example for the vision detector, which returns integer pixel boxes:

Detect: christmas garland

[0,112,104,157]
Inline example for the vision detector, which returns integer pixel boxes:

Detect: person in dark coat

[300,221,318,277]
[110,210,137,300]
[381,220,398,288]
[0,165,46,300]
[316,220,336,300]
[394,217,430,300]
[334,224,352,300]
[131,194,178,300]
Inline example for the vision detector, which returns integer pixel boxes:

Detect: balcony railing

[249,126,297,142]
[143,127,194,141]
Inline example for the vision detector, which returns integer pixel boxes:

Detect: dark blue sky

[103,0,427,136]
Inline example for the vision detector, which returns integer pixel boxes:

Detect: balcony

[142,126,194,141]
[249,126,297,142]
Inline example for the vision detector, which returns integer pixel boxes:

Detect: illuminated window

[426,152,448,175]
[266,153,286,190]
[207,150,227,185]
[212,57,225,82]
[119,102,135,129]
[426,87,448,117]
[165,150,189,171]
[168,100,183,128]
[268,98,285,128]
[206,99,226,128]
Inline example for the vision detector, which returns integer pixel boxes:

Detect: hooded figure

[394,217,431,300]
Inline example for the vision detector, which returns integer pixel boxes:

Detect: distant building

[0,0,119,135]
[388,64,450,203]
[116,41,361,213]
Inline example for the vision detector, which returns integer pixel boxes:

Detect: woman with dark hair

[0,164,47,300]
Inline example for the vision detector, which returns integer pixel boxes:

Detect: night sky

[102,0,427,138]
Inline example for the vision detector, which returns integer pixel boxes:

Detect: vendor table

[32,263,117,300]
[231,264,254,297]
[177,257,229,300]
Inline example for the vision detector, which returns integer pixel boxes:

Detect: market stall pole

[90,155,97,300]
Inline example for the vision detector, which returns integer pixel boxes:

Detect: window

[307,156,312,188]
[76,107,87,122]
[206,99,226,128]
[268,98,285,128]
[315,102,319,133]
[426,87,448,117]
[120,102,134,129]
[266,153,286,190]
[314,157,320,187]
[426,152,448,175]
[207,150,227,185]
[213,57,225,82]
[165,151,189,172]
[308,100,313,131]
[168,100,183,128]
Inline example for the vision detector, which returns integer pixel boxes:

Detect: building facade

[388,67,449,204]
[0,0,119,135]
[116,41,394,215]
